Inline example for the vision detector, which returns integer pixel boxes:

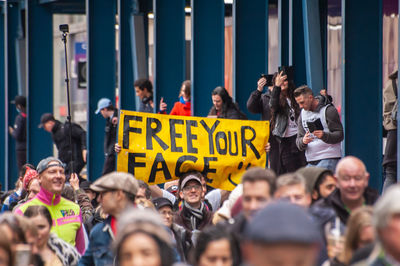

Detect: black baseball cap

[11,95,26,107]
[152,197,173,210]
[38,113,55,128]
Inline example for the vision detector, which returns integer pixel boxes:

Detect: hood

[314,95,331,111]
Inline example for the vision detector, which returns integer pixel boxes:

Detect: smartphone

[278,65,294,81]
[260,74,274,87]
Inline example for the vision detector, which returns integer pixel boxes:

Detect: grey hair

[276,173,311,194]
[373,184,400,229]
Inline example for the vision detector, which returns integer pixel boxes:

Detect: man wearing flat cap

[79,171,138,266]
[15,157,86,255]
[243,201,322,266]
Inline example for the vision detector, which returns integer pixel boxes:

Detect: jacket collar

[36,186,62,205]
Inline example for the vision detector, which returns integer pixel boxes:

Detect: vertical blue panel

[26,0,53,172]
[233,0,268,120]
[289,0,306,87]
[191,0,224,117]
[0,4,5,189]
[119,0,136,111]
[154,0,185,113]
[319,0,328,89]
[278,0,289,66]
[5,1,19,189]
[303,0,324,93]
[342,0,382,190]
[86,0,116,180]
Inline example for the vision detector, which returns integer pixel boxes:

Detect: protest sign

[117,110,269,191]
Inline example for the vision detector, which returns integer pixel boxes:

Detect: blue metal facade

[342,0,383,189]
[191,0,224,117]
[233,0,268,120]
[0,0,392,189]
[86,0,116,180]
[154,0,185,114]
[26,0,54,175]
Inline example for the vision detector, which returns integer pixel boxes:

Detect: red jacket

[160,101,191,116]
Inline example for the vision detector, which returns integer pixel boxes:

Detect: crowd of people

[1,68,398,265]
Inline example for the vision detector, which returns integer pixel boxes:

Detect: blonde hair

[339,206,374,264]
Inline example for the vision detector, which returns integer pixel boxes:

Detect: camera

[260,74,274,87]
[59,24,69,33]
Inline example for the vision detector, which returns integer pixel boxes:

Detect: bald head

[335,156,368,177]
[335,156,369,206]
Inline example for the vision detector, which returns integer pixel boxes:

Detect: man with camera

[294,85,343,172]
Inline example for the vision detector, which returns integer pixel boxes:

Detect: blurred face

[119,232,161,266]
[85,190,97,201]
[336,163,369,203]
[0,248,9,266]
[136,188,147,201]
[43,121,55,133]
[180,85,189,100]
[135,87,147,100]
[242,181,271,220]
[158,206,173,228]
[30,215,51,249]
[379,214,400,259]
[212,95,223,111]
[281,80,289,91]
[179,180,202,208]
[39,163,65,194]
[28,179,40,200]
[357,225,375,249]
[98,190,118,216]
[198,239,233,266]
[318,175,337,199]
[295,94,314,111]
[245,243,318,266]
[274,184,311,208]
[100,108,108,118]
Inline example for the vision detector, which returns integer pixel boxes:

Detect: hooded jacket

[296,95,344,152]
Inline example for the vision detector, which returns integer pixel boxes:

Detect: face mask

[16,107,21,113]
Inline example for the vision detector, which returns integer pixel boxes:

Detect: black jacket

[310,187,379,226]
[11,113,27,151]
[104,109,118,156]
[51,120,87,165]
[246,89,273,120]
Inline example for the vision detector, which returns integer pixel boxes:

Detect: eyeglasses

[182,184,202,192]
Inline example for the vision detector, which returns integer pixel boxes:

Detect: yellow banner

[117,110,269,191]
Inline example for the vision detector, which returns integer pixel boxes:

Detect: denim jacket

[78,216,114,266]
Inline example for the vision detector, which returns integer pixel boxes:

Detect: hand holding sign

[160,97,167,112]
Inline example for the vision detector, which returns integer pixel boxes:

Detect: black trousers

[16,150,27,172]
[102,154,116,175]
[277,135,306,175]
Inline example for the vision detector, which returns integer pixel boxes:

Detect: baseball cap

[152,197,173,210]
[80,180,93,191]
[36,157,65,174]
[180,174,202,189]
[90,172,139,195]
[95,98,112,114]
[38,113,55,128]
[11,95,26,107]
[244,201,321,245]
